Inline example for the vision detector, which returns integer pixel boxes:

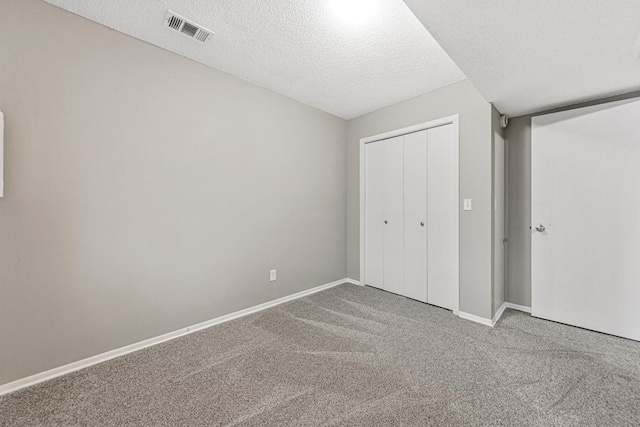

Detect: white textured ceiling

[42,0,465,120]
[404,0,640,116]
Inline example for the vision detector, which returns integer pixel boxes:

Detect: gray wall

[505,91,640,308]
[346,80,495,319]
[505,116,532,307]
[491,105,505,316]
[0,0,347,386]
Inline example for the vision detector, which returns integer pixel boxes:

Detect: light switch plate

[270,269,277,282]
[463,199,472,211]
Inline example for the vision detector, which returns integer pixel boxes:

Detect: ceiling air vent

[164,11,213,43]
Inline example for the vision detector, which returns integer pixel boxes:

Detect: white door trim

[359,115,460,314]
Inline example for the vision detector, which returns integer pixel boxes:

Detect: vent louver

[164,11,213,44]
[167,15,182,30]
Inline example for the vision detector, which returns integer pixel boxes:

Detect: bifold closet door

[427,124,456,310]
[403,131,428,302]
[365,125,456,309]
[383,136,404,295]
[364,140,384,289]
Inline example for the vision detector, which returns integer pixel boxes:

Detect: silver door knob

[384,220,388,224]
[420,222,425,227]
[535,224,546,232]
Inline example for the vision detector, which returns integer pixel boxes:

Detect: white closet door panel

[427,124,456,310]
[383,136,404,295]
[365,141,385,289]
[403,131,428,302]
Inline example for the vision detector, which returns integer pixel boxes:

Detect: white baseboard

[344,278,361,286]
[492,302,507,326]
[505,302,532,313]
[459,301,531,329]
[0,278,349,397]
[458,311,494,327]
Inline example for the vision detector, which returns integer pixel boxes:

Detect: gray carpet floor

[1,283,640,426]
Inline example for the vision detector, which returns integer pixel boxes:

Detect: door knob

[420,222,425,227]
[535,224,546,232]
[384,220,388,224]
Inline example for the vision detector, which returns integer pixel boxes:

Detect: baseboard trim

[0,278,349,397]
[505,302,532,313]
[458,311,494,327]
[344,278,361,286]
[492,302,507,326]
[459,302,531,329]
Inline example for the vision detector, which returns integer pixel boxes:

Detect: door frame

[359,115,460,314]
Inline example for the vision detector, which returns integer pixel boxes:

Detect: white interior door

[427,124,456,310]
[365,140,384,289]
[403,131,428,302]
[383,136,404,295]
[532,98,640,341]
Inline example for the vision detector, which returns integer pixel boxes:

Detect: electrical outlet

[270,269,277,282]
[463,199,472,211]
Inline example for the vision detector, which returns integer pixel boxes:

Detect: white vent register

[164,11,213,43]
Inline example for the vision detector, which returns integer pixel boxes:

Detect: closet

[362,121,458,311]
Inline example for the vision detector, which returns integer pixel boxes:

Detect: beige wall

[505,90,640,308]
[346,80,495,319]
[0,0,347,386]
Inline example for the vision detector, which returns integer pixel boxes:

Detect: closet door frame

[359,115,460,315]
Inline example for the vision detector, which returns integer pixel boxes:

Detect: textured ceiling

[42,0,466,120]
[404,0,640,117]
